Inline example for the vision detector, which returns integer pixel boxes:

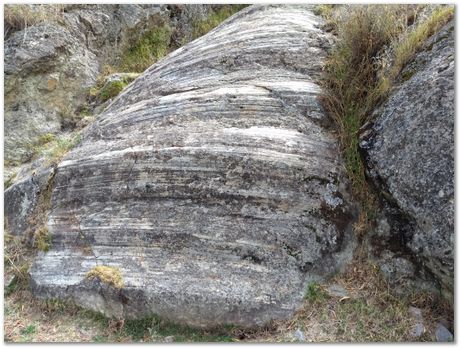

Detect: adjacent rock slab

[30,5,356,328]
[4,167,55,236]
[360,21,454,300]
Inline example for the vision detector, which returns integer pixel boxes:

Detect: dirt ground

[4,248,453,343]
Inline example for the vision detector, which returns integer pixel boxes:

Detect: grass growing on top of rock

[86,266,124,289]
[318,4,454,237]
[4,4,65,38]
[192,5,247,39]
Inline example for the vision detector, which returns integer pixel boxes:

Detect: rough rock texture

[29,5,356,328]
[4,22,98,164]
[4,167,55,236]
[4,4,221,166]
[360,21,454,300]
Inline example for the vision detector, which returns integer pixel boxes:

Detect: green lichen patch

[86,266,124,289]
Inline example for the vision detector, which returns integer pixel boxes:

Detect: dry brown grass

[4,4,65,39]
[246,261,451,343]
[4,256,450,342]
[319,5,453,239]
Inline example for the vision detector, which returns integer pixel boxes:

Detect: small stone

[163,336,174,343]
[408,306,423,320]
[411,323,425,338]
[326,284,349,298]
[294,328,305,342]
[435,323,453,342]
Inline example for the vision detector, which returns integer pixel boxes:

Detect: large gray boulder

[29,5,356,328]
[360,21,454,300]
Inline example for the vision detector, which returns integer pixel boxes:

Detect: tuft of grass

[37,133,56,146]
[375,5,454,98]
[192,5,246,40]
[89,73,140,102]
[305,282,330,303]
[120,24,172,73]
[119,315,235,342]
[29,132,81,165]
[33,226,51,252]
[5,172,17,190]
[4,4,65,39]
[319,5,452,238]
[86,266,124,289]
[312,5,336,23]
[21,324,36,336]
[46,133,81,165]
[97,80,125,102]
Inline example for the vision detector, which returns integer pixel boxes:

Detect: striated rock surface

[4,4,227,166]
[29,5,356,328]
[360,21,454,300]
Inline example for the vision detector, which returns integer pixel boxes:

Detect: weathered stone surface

[29,5,356,328]
[435,323,453,342]
[4,23,99,164]
[360,21,454,300]
[4,166,55,236]
[4,4,225,167]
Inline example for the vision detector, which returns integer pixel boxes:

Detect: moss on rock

[86,266,124,289]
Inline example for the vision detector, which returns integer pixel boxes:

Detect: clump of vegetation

[376,5,454,97]
[4,4,64,38]
[33,226,51,252]
[319,5,453,237]
[90,73,140,102]
[4,233,32,291]
[86,266,125,289]
[120,24,172,73]
[305,282,330,303]
[30,132,81,165]
[192,5,246,39]
[37,133,56,145]
[5,173,17,190]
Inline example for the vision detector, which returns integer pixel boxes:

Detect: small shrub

[86,266,124,288]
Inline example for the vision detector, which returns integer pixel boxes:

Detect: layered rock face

[29,5,356,327]
[360,21,454,300]
[4,4,222,166]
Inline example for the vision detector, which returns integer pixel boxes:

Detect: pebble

[294,328,305,342]
[411,323,425,338]
[326,284,349,298]
[435,323,453,342]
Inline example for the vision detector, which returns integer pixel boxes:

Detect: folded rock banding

[29,5,356,328]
